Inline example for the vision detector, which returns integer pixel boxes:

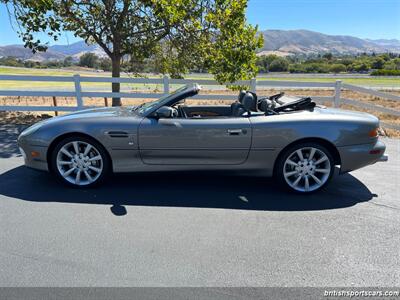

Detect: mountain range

[258,30,400,56]
[0,41,107,62]
[1,29,399,62]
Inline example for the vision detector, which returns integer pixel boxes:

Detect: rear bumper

[377,154,388,162]
[338,140,387,173]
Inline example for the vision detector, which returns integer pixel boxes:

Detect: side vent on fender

[107,131,129,138]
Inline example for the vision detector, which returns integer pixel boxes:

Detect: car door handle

[227,129,245,135]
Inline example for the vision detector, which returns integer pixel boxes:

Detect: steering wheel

[171,107,179,118]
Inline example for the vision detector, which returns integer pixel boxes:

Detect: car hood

[54,106,137,120]
[19,106,143,144]
[35,106,141,126]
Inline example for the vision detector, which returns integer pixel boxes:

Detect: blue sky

[0,0,399,46]
[247,0,400,40]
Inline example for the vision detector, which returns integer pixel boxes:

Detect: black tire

[50,136,110,188]
[275,142,335,193]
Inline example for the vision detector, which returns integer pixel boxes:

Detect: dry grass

[1,88,399,137]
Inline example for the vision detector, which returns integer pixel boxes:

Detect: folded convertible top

[273,96,316,113]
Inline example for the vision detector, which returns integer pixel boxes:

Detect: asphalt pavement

[0,132,399,287]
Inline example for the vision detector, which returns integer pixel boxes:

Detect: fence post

[250,78,257,93]
[334,80,342,108]
[73,74,83,110]
[163,75,169,95]
[52,96,58,116]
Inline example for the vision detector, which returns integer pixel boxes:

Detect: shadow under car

[0,166,376,215]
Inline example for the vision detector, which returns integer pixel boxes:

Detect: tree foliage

[328,63,346,73]
[256,53,400,75]
[4,0,262,105]
[78,52,98,68]
[268,57,289,72]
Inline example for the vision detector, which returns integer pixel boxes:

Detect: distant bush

[349,62,370,72]
[269,57,289,72]
[371,58,385,69]
[79,53,99,68]
[99,58,112,71]
[371,69,400,76]
[329,64,347,73]
[304,63,330,73]
[323,53,333,60]
[256,55,279,72]
[63,56,74,67]
[0,56,24,67]
[289,64,306,73]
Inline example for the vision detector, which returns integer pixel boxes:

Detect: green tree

[340,58,354,66]
[304,63,329,73]
[323,52,333,60]
[383,61,397,70]
[351,62,370,72]
[268,57,289,72]
[289,63,306,73]
[329,64,346,73]
[5,0,262,106]
[63,56,74,67]
[256,55,278,72]
[0,56,21,67]
[372,58,384,69]
[78,53,99,68]
[23,60,40,68]
[99,58,112,72]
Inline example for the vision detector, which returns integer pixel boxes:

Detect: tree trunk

[111,56,122,106]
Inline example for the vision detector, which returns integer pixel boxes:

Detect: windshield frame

[135,84,201,117]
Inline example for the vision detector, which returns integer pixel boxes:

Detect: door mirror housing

[151,106,174,119]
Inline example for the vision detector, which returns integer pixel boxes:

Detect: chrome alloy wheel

[56,141,103,186]
[283,147,331,192]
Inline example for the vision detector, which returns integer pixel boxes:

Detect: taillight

[369,149,381,155]
[368,128,378,137]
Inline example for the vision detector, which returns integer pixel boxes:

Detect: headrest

[238,90,247,103]
[242,92,258,112]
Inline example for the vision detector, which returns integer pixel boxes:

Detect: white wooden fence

[0,74,399,130]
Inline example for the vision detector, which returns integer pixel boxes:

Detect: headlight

[20,122,44,137]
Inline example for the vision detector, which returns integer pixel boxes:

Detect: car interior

[169,90,316,119]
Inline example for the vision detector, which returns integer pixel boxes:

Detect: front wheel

[275,142,335,193]
[50,136,110,187]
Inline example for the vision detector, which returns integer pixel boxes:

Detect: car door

[138,117,251,165]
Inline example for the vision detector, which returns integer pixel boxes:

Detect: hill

[259,29,400,55]
[0,42,105,62]
[1,30,399,61]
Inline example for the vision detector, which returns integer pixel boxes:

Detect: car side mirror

[151,106,174,119]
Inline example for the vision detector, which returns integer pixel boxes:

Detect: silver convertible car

[18,84,387,193]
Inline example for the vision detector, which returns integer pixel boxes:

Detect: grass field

[0,66,399,90]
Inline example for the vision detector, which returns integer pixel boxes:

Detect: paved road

[0,135,399,287]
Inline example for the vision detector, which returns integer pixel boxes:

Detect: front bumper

[338,140,387,173]
[18,136,49,171]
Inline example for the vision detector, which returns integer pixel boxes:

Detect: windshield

[134,85,189,115]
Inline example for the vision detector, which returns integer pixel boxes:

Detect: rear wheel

[50,136,110,187]
[275,142,335,193]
